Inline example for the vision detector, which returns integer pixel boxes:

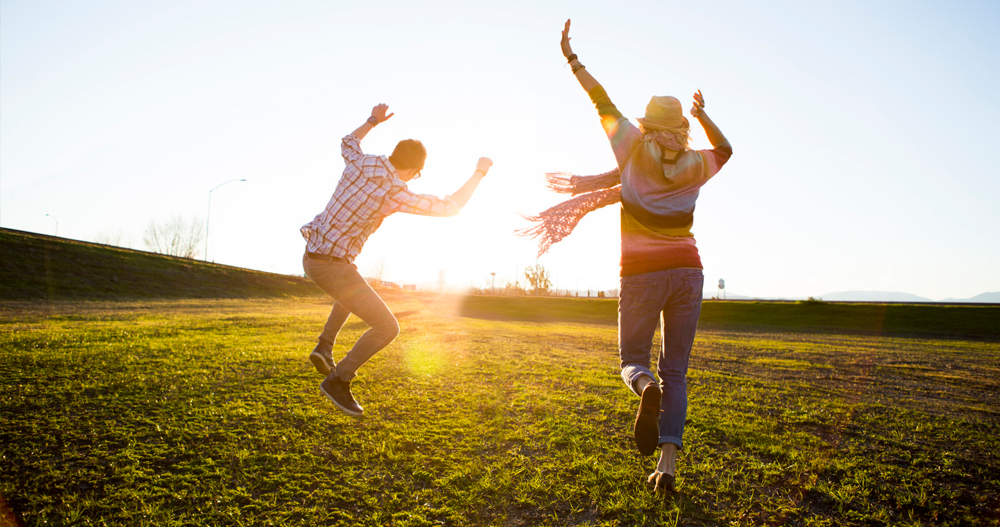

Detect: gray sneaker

[309,344,336,376]
[320,374,363,416]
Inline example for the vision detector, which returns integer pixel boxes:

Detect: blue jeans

[302,253,400,382]
[619,268,704,449]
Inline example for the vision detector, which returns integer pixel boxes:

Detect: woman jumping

[520,20,733,493]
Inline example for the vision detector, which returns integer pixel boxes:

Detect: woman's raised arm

[562,20,599,93]
[690,90,729,148]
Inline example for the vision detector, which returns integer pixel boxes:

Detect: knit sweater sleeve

[588,85,623,121]
[588,85,642,169]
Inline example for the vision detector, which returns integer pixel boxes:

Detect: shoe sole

[319,383,363,417]
[309,352,332,376]
[634,384,661,456]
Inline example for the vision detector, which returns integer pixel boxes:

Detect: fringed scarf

[518,130,688,256]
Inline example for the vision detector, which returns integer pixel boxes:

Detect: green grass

[0,228,320,300]
[2,293,999,525]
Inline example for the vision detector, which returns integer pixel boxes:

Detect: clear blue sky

[2,0,998,299]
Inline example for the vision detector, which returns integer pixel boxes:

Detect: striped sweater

[588,86,732,276]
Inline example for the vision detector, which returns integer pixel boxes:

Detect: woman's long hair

[517,128,689,256]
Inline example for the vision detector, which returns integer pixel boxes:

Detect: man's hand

[561,19,574,59]
[475,157,493,175]
[351,103,393,139]
[371,103,394,124]
[449,158,493,209]
[690,90,706,119]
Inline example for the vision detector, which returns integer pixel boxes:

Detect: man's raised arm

[389,157,494,217]
[350,104,394,141]
[343,104,395,164]
[447,157,493,209]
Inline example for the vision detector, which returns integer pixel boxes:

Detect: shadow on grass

[458,295,617,326]
[458,295,1000,342]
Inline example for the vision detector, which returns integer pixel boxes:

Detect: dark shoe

[309,344,336,376]
[320,374,363,416]
[634,383,661,456]
[646,471,675,493]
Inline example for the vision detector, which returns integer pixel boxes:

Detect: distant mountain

[940,292,1000,303]
[964,292,1000,302]
[819,291,934,302]
[820,290,1000,303]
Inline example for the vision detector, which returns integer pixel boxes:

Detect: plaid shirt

[300,134,460,262]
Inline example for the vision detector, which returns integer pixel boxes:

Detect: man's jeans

[619,268,704,450]
[302,254,399,382]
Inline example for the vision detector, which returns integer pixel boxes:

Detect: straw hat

[636,96,688,132]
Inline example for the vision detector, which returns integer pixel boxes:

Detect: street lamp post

[45,214,59,236]
[205,179,246,261]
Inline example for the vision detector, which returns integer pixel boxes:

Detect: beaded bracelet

[571,62,586,74]
[566,54,578,63]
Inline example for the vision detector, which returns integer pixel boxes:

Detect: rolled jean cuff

[659,435,683,450]
[621,364,655,396]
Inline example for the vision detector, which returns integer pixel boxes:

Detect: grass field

[2,293,998,526]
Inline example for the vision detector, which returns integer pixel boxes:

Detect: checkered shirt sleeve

[341,134,365,165]
[387,188,460,217]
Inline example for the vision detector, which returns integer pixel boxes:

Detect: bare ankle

[657,443,677,475]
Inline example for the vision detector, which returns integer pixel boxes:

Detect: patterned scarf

[518,131,687,256]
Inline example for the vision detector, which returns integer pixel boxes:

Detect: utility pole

[45,214,59,236]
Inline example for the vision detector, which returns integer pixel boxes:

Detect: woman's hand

[371,103,394,124]
[690,91,705,119]
[561,19,574,59]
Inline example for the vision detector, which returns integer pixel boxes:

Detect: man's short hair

[388,139,427,171]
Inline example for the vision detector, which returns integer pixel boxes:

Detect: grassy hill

[0,228,320,300]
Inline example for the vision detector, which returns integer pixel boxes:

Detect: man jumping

[300,103,493,416]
